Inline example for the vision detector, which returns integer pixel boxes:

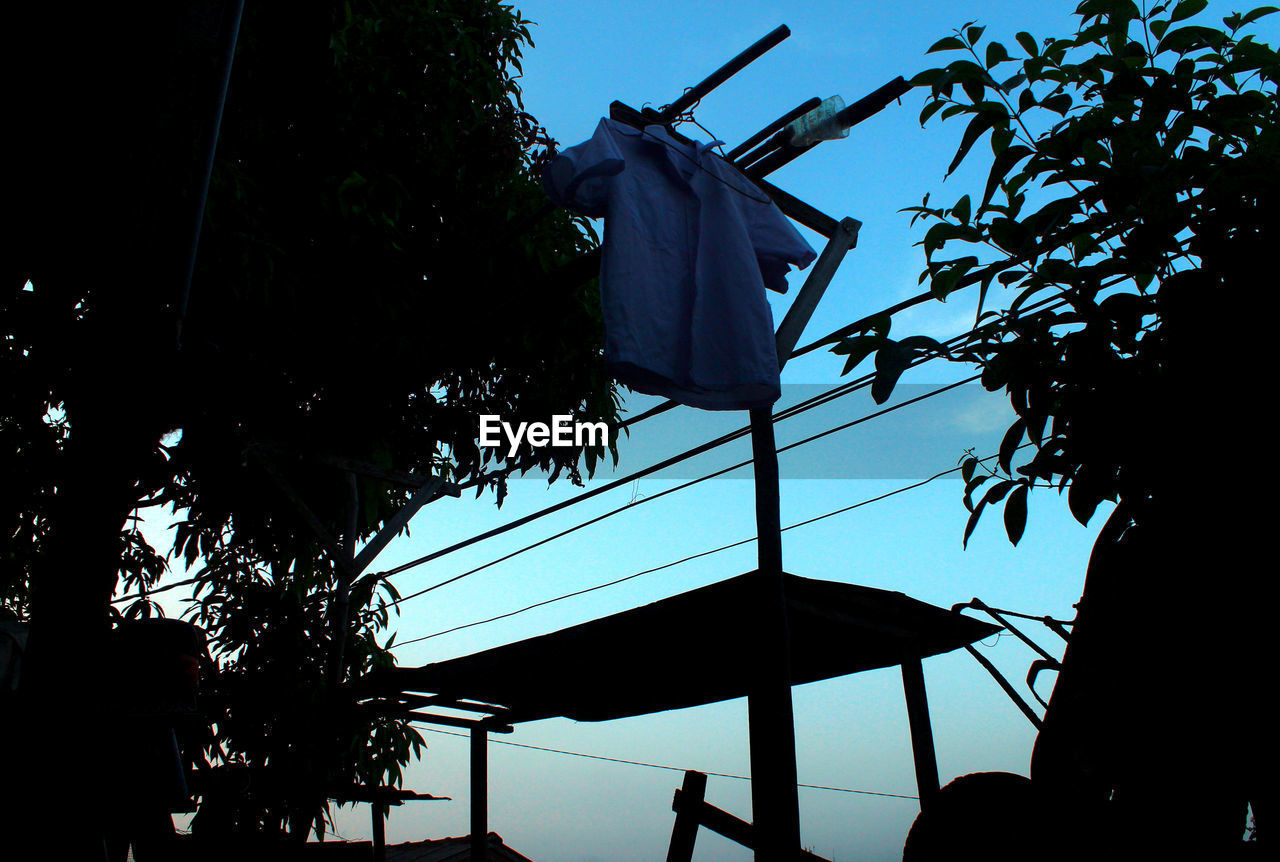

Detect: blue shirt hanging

[543,118,816,411]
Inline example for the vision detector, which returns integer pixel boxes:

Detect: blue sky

[141,1,1276,859]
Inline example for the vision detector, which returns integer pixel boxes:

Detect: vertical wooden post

[750,408,785,574]
[901,656,940,812]
[372,801,387,862]
[471,726,489,862]
[747,407,801,862]
[667,770,709,862]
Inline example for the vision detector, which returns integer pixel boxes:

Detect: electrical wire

[111,291,1059,609]
[110,280,1089,609]
[392,440,1016,649]
[383,375,981,611]
[416,726,919,800]
[374,288,1075,588]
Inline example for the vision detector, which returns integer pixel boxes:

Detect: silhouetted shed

[370,571,997,724]
[360,570,997,861]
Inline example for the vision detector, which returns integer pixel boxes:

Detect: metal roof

[363,572,998,724]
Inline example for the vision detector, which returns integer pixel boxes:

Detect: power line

[114,357,956,609]
[393,440,1009,649]
[111,283,1081,609]
[384,375,981,611]
[384,376,972,612]
[416,726,919,800]
[374,289,1047,588]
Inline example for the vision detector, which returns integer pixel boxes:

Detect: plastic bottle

[784,95,849,147]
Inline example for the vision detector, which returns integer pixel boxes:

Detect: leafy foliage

[164,0,619,839]
[6,0,617,842]
[183,548,418,838]
[838,0,1278,545]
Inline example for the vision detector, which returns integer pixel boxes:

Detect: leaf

[871,341,912,404]
[965,480,1012,548]
[946,110,999,177]
[1157,25,1224,53]
[967,25,987,44]
[1004,484,1029,545]
[910,68,947,86]
[963,499,986,548]
[928,36,966,53]
[1170,0,1208,22]
[986,41,1012,68]
[999,419,1026,474]
[1016,31,1040,57]
[831,334,882,376]
[965,473,992,505]
[961,455,979,484]
[1042,93,1073,115]
[918,98,947,126]
[930,257,980,299]
[1067,469,1103,525]
[1242,5,1279,25]
[981,145,1032,211]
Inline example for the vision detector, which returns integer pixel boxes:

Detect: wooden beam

[747,408,800,862]
[963,644,1045,731]
[774,218,861,371]
[751,178,844,240]
[726,97,822,163]
[351,475,448,576]
[372,801,387,862]
[373,693,510,715]
[745,76,913,180]
[670,790,828,861]
[471,727,489,862]
[901,657,940,812]
[655,26,791,122]
[608,101,845,245]
[667,770,708,862]
[750,408,784,575]
[403,711,514,734]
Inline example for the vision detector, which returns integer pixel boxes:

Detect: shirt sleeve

[541,118,626,218]
[749,202,818,293]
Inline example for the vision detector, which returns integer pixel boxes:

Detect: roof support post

[471,726,489,862]
[747,406,800,861]
[666,770,708,862]
[901,656,940,812]
[372,801,387,862]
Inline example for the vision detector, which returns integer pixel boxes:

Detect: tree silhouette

[4,0,615,848]
[853,2,1275,855]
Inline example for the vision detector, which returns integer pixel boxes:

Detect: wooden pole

[471,726,489,862]
[372,801,387,862]
[745,77,912,180]
[655,25,791,122]
[747,406,801,861]
[666,770,708,862]
[727,97,822,163]
[901,657,940,812]
[774,219,861,369]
